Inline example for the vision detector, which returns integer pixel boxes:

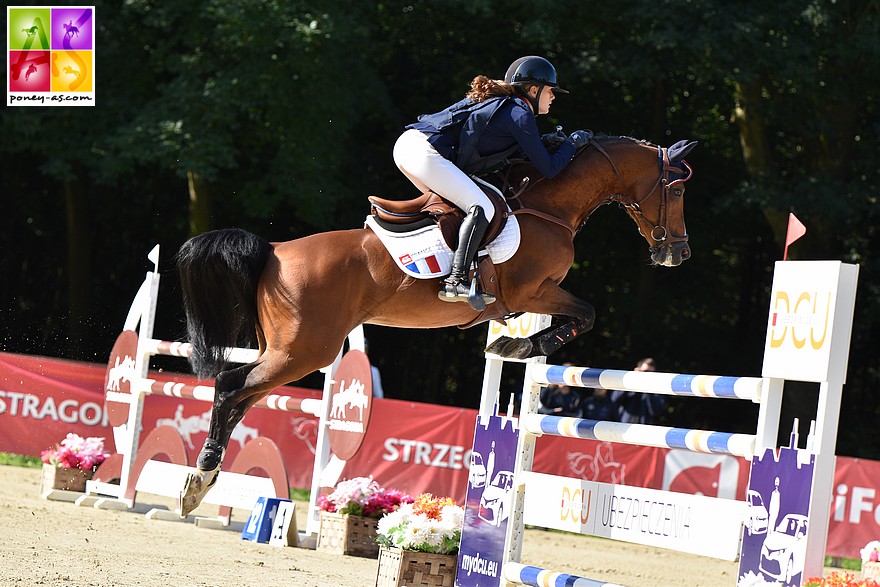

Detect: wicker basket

[40,464,92,493]
[375,546,457,587]
[317,512,380,558]
[863,561,880,581]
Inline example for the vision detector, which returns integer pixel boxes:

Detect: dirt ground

[0,464,827,587]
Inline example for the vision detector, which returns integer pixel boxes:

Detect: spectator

[611,357,665,424]
[581,386,619,421]
[538,364,581,417]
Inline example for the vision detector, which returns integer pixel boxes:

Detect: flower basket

[39,433,108,496]
[375,546,457,587]
[317,511,380,558]
[40,463,93,493]
[863,541,880,581]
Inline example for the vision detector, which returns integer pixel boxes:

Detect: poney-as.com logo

[7,6,95,106]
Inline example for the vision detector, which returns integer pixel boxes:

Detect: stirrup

[438,278,470,301]
[466,278,496,312]
[438,278,496,311]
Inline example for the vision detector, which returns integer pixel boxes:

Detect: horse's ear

[668,140,698,162]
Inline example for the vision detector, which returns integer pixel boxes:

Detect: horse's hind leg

[181,351,299,517]
[198,363,259,468]
[180,361,259,516]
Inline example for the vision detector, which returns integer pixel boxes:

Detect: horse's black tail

[176,228,272,380]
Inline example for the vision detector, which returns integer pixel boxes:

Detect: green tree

[101,1,387,237]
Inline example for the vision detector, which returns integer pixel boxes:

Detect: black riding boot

[438,205,496,311]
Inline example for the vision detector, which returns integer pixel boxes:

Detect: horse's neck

[520,152,621,232]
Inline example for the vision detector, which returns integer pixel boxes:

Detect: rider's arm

[504,103,576,178]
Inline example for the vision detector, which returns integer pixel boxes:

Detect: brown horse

[176,135,696,514]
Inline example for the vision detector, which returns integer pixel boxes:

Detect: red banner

[1,351,877,559]
[0,352,112,456]
[826,457,880,558]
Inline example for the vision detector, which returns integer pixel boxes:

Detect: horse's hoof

[179,466,219,518]
[501,338,534,360]
[485,336,513,356]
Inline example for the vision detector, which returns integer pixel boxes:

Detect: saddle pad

[364,214,521,279]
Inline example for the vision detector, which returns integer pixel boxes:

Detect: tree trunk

[733,78,788,249]
[733,79,774,179]
[187,170,213,237]
[64,177,91,356]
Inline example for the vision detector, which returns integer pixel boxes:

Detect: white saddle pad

[364,214,521,279]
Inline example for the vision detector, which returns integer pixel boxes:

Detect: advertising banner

[2,351,878,560]
[523,471,746,560]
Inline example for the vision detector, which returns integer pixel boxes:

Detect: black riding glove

[541,126,568,151]
[568,130,592,149]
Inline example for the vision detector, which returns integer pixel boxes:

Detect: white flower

[376,494,464,555]
[440,505,464,528]
[861,539,880,563]
[421,519,445,549]
[377,507,409,535]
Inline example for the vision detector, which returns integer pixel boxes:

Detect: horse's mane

[590,134,656,149]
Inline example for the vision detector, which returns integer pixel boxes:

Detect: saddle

[367,176,532,328]
[367,181,510,252]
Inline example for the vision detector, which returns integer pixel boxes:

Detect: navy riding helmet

[504,56,569,94]
[504,55,568,115]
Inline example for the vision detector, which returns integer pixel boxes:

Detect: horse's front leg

[180,362,258,517]
[486,281,595,360]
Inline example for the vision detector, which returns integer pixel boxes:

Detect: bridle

[590,139,693,251]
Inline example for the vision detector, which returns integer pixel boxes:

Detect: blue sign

[241,496,290,543]
[456,415,519,587]
[737,446,815,587]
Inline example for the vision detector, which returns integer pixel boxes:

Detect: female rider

[393,55,590,310]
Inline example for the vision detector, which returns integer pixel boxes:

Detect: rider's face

[528,86,555,115]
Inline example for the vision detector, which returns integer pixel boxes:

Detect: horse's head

[590,137,696,267]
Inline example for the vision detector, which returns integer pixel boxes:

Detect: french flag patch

[400,253,442,275]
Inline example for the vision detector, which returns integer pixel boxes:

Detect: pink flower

[317,495,336,513]
[41,434,107,470]
[871,550,879,562]
[318,477,412,518]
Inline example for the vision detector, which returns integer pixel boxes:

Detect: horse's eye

[672,187,684,197]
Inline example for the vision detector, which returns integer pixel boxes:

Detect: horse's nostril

[681,247,690,260]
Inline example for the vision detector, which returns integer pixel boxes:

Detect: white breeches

[393,128,495,221]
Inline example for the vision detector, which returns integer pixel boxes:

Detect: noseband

[590,140,693,252]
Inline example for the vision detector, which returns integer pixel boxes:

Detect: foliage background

[2,1,878,458]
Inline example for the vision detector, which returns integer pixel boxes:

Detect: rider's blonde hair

[467,75,518,103]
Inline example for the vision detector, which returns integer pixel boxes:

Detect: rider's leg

[393,129,495,221]
[439,204,495,305]
[394,129,497,309]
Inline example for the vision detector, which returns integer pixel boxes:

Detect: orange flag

[783,213,807,260]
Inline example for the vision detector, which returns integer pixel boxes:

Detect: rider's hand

[541,128,567,149]
[568,130,592,149]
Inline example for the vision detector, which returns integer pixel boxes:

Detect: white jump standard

[456,260,858,587]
